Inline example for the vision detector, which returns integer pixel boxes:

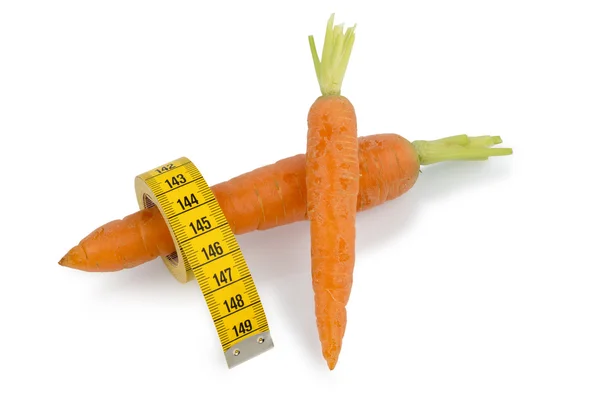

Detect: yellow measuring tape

[134,157,273,368]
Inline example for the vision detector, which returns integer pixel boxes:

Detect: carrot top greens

[309,13,356,96]
[412,134,513,165]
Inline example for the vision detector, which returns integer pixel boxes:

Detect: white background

[1,1,599,399]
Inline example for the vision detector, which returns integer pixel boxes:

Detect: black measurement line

[168,198,216,219]
[255,319,268,328]
[213,300,261,323]
[223,323,269,347]
[208,300,219,308]
[213,217,228,225]
[204,274,252,296]
[196,181,211,190]
[208,305,220,315]
[157,176,203,197]
[184,254,199,265]
[207,298,219,308]
[145,161,191,181]
[179,222,229,245]
[217,328,228,337]
[147,182,162,192]
[247,294,261,303]
[194,248,241,269]
[187,170,202,179]
[184,164,202,175]
[200,285,214,296]
[198,189,213,198]
[206,297,218,307]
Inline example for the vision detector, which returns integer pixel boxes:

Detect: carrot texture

[305,14,359,370]
[59,206,175,272]
[59,133,512,273]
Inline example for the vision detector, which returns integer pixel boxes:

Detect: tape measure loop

[135,157,273,368]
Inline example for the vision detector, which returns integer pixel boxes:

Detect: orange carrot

[59,206,174,272]
[304,14,359,370]
[59,133,512,274]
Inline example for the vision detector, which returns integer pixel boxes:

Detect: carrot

[59,133,512,273]
[304,14,359,370]
[58,206,175,272]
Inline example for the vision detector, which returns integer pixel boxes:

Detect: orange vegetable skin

[59,133,419,273]
[59,207,174,272]
[306,95,359,370]
[59,132,512,274]
[305,14,360,369]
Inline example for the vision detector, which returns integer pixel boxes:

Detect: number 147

[213,267,232,286]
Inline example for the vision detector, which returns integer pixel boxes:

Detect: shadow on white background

[96,158,512,366]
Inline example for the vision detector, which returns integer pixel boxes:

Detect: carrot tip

[322,342,342,370]
[58,245,88,270]
[327,356,339,370]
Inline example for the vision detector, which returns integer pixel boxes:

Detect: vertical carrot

[306,14,358,370]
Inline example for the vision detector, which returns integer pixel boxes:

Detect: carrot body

[59,134,419,273]
[59,132,511,274]
[306,95,359,370]
[304,15,362,369]
[59,206,175,272]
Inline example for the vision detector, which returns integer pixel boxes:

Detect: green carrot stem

[308,13,356,96]
[466,135,503,147]
[430,134,470,146]
[413,135,513,165]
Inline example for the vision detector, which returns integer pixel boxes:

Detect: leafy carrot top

[308,13,356,96]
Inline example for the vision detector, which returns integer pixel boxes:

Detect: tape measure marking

[135,157,273,368]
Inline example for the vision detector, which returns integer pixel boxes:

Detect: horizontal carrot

[59,133,512,274]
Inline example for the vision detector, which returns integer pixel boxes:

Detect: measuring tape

[134,157,273,368]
